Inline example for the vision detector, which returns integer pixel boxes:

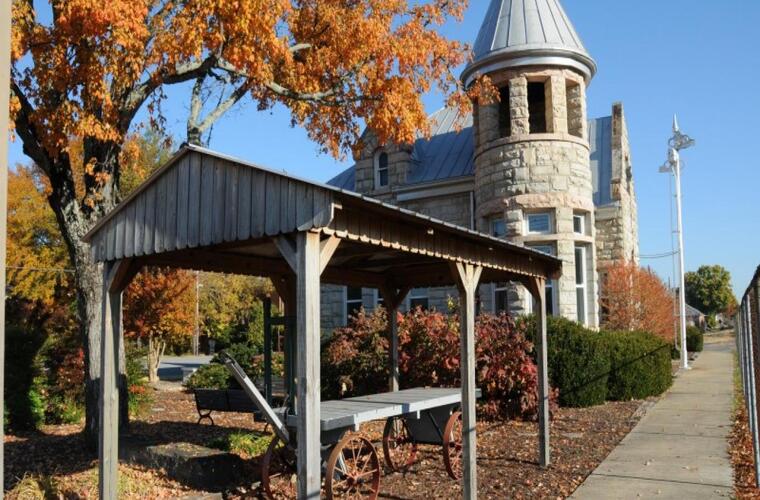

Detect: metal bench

[193,388,261,425]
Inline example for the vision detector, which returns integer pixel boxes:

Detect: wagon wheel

[442,411,463,480]
[325,434,381,499]
[382,417,418,472]
[262,436,297,499]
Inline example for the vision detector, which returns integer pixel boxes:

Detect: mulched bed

[5,385,645,498]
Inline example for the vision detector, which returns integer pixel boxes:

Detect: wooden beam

[379,284,412,392]
[274,236,297,273]
[319,235,341,274]
[451,262,482,500]
[524,276,550,467]
[99,260,130,500]
[295,231,322,498]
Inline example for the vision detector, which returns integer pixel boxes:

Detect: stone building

[322,0,639,332]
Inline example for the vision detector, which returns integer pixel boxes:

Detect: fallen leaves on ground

[5,385,645,498]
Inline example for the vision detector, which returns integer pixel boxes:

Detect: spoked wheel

[262,436,297,499]
[382,417,418,472]
[442,411,463,480]
[325,433,381,499]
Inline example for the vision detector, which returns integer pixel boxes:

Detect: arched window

[374,150,389,188]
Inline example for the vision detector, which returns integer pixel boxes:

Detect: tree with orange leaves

[600,262,675,343]
[10,0,483,444]
[123,268,195,383]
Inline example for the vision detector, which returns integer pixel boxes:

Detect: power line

[7,265,75,274]
[641,251,679,260]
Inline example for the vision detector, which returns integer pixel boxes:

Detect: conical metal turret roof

[462,0,596,85]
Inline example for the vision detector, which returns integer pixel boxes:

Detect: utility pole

[194,271,201,355]
[660,116,695,370]
[1,0,13,489]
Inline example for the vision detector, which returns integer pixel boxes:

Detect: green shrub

[212,343,261,377]
[605,331,672,401]
[686,326,704,352]
[185,364,231,390]
[207,431,273,458]
[547,317,610,407]
[126,344,153,417]
[5,325,46,431]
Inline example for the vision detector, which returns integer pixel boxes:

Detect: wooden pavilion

[83,144,561,499]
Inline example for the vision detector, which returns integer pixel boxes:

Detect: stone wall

[473,67,599,328]
[595,103,639,271]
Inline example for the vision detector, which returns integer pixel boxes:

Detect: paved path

[571,339,734,499]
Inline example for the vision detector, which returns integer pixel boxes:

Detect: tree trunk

[43,151,129,451]
[147,335,165,384]
[76,242,129,450]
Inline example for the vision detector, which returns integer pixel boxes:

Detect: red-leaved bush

[323,307,556,420]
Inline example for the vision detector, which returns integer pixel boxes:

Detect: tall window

[374,151,389,188]
[345,287,363,323]
[494,283,509,314]
[498,85,511,138]
[490,216,507,238]
[573,213,586,235]
[408,288,429,310]
[575,246,588,325]
[528,81,547,134]
[528,245,556,316]
[526,212,553,235]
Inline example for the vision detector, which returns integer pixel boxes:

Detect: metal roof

[328,111,613,202]
[461,0,596,85]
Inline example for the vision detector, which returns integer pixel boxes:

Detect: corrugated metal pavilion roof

[461,0,596,84]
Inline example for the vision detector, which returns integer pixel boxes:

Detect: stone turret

[463,0,599,327]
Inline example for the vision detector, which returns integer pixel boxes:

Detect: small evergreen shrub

[185,364,233,390]
[126,344,153,417]
[686,326,704,352]
[5,325,46,430]
[605,331,672,401]
[207,431,273,458]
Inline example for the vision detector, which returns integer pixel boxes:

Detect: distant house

[685,304,707,331]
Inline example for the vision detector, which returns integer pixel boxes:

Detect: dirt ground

[4,383,649,499]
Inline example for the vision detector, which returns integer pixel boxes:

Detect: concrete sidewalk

[571,340,734,499]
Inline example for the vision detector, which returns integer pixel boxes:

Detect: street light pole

[660,116,695,371]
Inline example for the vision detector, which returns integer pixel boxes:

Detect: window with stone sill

[345,286,363,324]
[526,244,557,316]
[528,81,548,134]
[490,216,507,239]
[498,85,511,138]
[407,288,429,311]
[525,212,553,235]
[374,150,389,189]
[573,213,587,235]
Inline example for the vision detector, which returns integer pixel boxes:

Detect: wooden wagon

[222,354,479,499]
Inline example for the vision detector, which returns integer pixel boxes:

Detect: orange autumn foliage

[600,262,675,343]
[123,267,196,382]
[11,0,483,163]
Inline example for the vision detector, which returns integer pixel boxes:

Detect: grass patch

[207,431,273,458]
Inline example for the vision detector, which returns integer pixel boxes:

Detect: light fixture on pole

[659,115,695,370]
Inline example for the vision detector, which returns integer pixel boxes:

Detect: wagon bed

[287,387,481,432]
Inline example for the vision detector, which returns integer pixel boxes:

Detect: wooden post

[380,285,411,392]
[263,298,273,404]
[295,232,322,499]
[0,0,12,485]
[524,276,551,467]
[275,233,340,499]
[271,276,297,409]
[99,260,138,500]
[451,262,482,500]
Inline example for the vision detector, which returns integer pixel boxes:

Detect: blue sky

[8,0,760,295]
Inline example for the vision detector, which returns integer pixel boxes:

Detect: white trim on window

[525,212,553,235]
[493,282,510,314]
[373,289,384,309]
[525,244,558,316]
[575,246,588,325]
[573,213,586,235]
[374,150,389,189]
